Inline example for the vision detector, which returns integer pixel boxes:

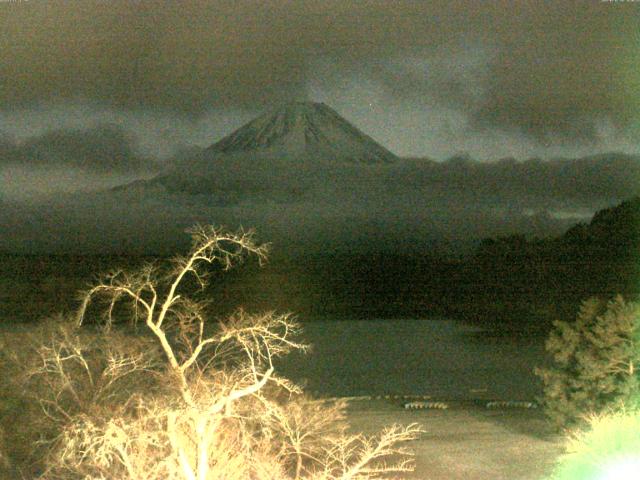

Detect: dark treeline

[2,197,639,329]
[256,196,640,328]
[202,194,640,328]
[449,196,640,329]
[0,254,154,323]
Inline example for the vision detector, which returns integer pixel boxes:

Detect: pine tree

[535,295,640,428]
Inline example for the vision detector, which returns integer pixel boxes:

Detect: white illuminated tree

[23,225,421,480]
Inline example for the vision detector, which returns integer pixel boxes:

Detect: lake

[0,253,551,402]
[276,318,549,401]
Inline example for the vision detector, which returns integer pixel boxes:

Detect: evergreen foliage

[536,296,640,428]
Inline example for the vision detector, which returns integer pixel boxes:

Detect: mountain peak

[207,101,397,164]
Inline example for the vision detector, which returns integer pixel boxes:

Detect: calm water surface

[276,318,549,401]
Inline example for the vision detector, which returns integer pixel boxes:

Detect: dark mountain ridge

[2,102,639,256]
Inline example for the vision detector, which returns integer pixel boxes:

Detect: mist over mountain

[1,102,638,255]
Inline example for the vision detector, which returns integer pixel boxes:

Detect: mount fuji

[207,101,397,163]
[118,102,397,201]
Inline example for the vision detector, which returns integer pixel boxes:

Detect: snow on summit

[207,102,398,164]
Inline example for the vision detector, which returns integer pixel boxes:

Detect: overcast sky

[0,0,638,162]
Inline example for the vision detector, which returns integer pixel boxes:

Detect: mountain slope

[207,101,397,164]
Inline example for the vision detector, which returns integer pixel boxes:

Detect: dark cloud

[0,124,155,174]
[471,7,639,142]
[1,1,637,146]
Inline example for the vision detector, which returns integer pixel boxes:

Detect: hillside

[458,196,640,328]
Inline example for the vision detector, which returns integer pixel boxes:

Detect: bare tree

[22,225,421,480]
[313,423,423,480]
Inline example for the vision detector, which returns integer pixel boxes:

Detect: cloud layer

[2,152,638,254]
[1,0,638,148]
[0,125,153,173]
[0,125,157,199]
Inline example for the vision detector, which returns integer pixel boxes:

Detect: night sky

[2,2,638,154]
[0,1,639,252]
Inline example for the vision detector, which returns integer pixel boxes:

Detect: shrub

[535,295,640,429]
[549,407,640,480]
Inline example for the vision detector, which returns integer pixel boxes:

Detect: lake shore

[344,398,564,480]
